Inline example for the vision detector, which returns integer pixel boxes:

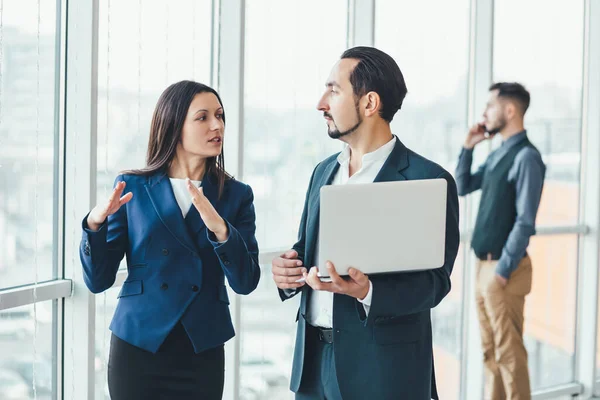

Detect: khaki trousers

[476,255,533,400]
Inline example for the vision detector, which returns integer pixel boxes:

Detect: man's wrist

[357,281,370,301]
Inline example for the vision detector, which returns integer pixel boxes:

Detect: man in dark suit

[271,46,460,400]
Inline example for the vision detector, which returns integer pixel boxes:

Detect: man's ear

[363,91,381,118]
[505,101,518,120]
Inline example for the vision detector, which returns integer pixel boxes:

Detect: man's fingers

[272,265,306,277]
[281,250,299,259]
[348,267,368,284]
[282,266,307,276]
[304,267,332,291]
[273,257,303,268]
[326,261,343,284]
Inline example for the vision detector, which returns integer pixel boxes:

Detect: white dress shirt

[307,135,396,329]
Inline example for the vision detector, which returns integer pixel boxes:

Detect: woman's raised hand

[87,181,133,231]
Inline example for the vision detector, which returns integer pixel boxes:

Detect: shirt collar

[502,130,527,147]
[337,135,397,165]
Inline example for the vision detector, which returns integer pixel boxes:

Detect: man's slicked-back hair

[341,46,407,123]
[489,82,531,116]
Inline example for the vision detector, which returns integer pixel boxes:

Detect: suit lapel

[145,171,198,254]
[301,158,339,313]
[373,137,409,183]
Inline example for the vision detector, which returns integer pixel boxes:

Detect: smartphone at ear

[482,124,498,138]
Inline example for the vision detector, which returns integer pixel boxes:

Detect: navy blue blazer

[279,138,460,400]
[80,171,260,354]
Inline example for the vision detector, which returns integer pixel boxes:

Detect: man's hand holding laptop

[271,250,370,300]
[303,261,370,301]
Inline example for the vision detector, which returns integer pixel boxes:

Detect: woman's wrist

[213,220,229,242]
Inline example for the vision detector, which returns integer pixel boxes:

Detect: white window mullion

[576,0,600,397]
[0,281,72,311]
[348,0,375,47]
[462,0,494,399]
[216,0,244,399]
[62,0,100,398]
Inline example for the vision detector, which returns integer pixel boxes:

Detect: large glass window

[243,0,346,252]
[375,1,471,398]
[241,1,348,398]
[375,0,470,172]
[0,301,57,400]
[240,264,298,400]
[493,0,584,390]
[96,0,213,198]
[525,235,578,388]
[0,0,60,288]
[493,0,584,226]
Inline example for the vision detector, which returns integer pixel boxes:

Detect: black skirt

[107,322,225,400]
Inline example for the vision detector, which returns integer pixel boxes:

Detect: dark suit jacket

[80,171,260,353]
[279,138,460,400]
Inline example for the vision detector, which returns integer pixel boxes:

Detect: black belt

[308,324,334,344]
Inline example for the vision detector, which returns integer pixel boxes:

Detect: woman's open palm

[87,180,133,231]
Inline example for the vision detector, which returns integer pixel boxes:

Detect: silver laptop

[317,178,447,277]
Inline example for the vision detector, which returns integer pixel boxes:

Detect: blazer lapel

[301,158,340,314]
[145,171,198,254]
[373,137,409,183]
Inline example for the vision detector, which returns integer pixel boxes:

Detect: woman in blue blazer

[80,81,261,399]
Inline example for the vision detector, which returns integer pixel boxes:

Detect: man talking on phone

[456,82,545,400]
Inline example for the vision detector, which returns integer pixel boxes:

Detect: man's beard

[328,118,362,139]
[486,117,506,136]
[326,104,363,139]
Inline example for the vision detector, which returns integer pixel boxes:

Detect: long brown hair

[125,80,232,198]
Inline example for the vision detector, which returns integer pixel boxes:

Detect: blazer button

[191,285,199,292]
[162,248,169,256]
[160,283,168,290]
